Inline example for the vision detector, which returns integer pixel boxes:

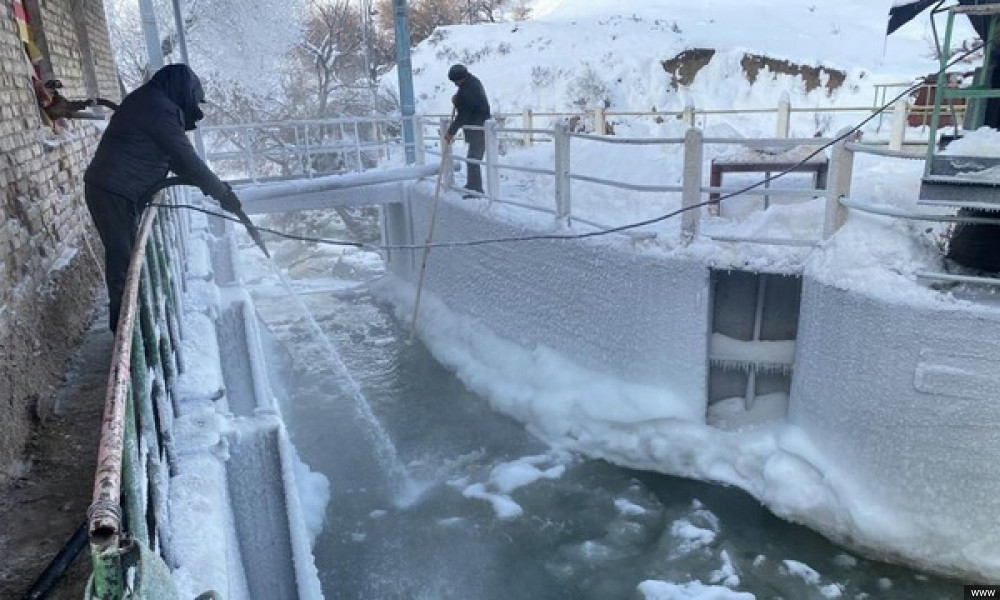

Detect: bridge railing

[423,117,850,246]
[86,188,192,599]
[423,94,926,149]
[200,115,424,184]
[424,112,999,273]
[200,92,929,186]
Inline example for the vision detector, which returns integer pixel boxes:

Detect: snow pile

[394,0,974,138]
[940,126,1000,157]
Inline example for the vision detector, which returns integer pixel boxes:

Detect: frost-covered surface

[374,161,1000,582]
[163,211,328,599]
[940,126,1000,158]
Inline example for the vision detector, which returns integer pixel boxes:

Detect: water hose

[22,522,88,600]
[145,177,270,257]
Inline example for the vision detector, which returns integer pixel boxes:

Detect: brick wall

[0,0,120,479]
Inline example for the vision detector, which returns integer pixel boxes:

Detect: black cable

[153,42,985,253]
[22,522,88,600]
[148,202,365,248]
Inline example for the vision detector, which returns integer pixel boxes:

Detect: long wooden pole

[409,109,455,343]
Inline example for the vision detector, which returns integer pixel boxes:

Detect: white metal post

[823,133,855,238]
[595,107,606,135]
[440,118,454,188]
[485,118,500,206]
[304,124,312,178]
[413,115,425,164]
[354,121,364,171]
[776,92,791,138]
[523,108,533,147]
[889,101,909,151]
[554,121,571,228]
[681,127,703,242]
[682,101,696,128]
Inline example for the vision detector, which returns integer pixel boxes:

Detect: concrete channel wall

[791,278,1000,573]
[387,191,712,409]
[386,186,1000,581]
[166,210,323,598]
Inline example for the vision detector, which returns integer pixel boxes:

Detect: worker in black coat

[444,64,491,196]
[84,63,241,332]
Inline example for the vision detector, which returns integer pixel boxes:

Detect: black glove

[219,183,242,214]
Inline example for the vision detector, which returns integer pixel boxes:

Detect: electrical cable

[152,41,985,253]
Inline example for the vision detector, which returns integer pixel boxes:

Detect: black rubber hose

[22,521,88,600]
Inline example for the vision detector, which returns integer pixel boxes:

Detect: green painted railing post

[88,187,191,599]
[127,324,150,549]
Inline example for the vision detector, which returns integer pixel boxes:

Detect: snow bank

[391,0,974,140]
[941,126,1000,158]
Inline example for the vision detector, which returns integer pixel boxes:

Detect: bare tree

[376,0,462,45]
[462,0,512,24]
[104,0,154,89]
[293,0,368,116]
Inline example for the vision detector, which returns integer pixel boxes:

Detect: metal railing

[199,93,925,186]
[200,115,424,184]
[424,91,931,146]
[205,105,993,276]
[87,183,190,599]
[424,117,849,245]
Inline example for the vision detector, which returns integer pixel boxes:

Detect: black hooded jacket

[85,64,227,202]
[447,73,491,137]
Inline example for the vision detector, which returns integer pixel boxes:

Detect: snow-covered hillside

[390,0,975,136]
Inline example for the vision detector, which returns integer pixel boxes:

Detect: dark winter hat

[447,64,469,82]
[148,64,206,131]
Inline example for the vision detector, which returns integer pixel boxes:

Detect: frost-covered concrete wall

[790,279,1000,576]
[390,191,712,407]
[0,0,119,479]
[389,187,1000,579]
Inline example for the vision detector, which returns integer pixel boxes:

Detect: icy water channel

[244,233,963,600]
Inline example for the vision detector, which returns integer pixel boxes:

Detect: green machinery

[920,2,1000,272]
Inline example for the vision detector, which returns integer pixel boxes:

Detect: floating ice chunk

[820,583,844,598]
[710,549,741,588]
[670,519,717,555]
[614,497,647,516]
[637,579,755,599]
[781,559,820,585]
[462,482,523,519]
[489,455,566,494]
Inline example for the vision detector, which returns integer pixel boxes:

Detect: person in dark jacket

[84,63,241,332]
[444,64,491,196]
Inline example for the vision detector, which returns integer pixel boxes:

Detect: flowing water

[244,223,963,600]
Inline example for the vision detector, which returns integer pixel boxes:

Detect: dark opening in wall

[14,0,55,128]
[707,270,802,429]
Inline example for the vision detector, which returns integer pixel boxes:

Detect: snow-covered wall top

[389,0,976,121]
